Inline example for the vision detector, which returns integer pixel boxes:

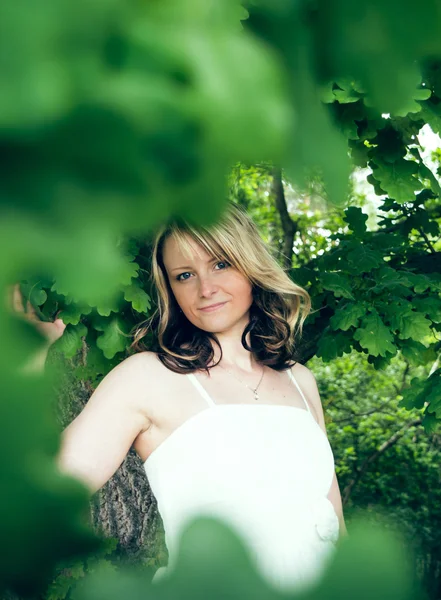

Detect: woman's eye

[176,261,230,282]
[176,272,191,282]
[215,261,230,270]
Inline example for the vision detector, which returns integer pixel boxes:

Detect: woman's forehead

[163,232,219,265]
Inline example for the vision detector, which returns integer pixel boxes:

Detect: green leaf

[367,352,396,370]
[423,370,441,419]
[400,340,436,366]
[54,323,88,359]
[413,88,432,102]
[121,238,141,262]
[58,304,92,326]
[185,29,293,163]
[382,297,411,318]
[403,209,440,237]
[319,272,355,300]
[330,303,368,331]
[370,159,420,203]
[371,267,414,293]
[367,172,388,196]
[316,330,353,361]
[399,376,428,410]
[370,232,404,252]
[413,297,441,323]
[426,382,441,417]
[96,317,130,359]
[421,412,439,435]
[332,100,366,140]
[332,79,364,103]
[319,81,336,104]
[386,86,432,117]
[427,274,441,292]
[344,207,368,236]
[353,313,396,357]
[349,140,370,168]
[283,44,351,205]
[371,125,406,164]
[96,294,122,317]
[123,282,152,313]
[291,266,316,287]
[419,99,441,136]
[346,246,384,273]
[119,261,140,287]
[406,273,432,293]
[418,161,441,197]
[396,311,433,342]
[19,280,52,322]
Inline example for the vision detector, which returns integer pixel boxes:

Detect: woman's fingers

[6,284,66,343]
[7,283,24,313]
[8,284,37,320]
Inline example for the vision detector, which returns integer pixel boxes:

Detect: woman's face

[162,233,253,333]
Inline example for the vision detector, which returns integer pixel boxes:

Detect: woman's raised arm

[57,353,150,495]
[7,283,151,495]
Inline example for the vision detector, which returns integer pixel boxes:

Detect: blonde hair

[130,202,311,373]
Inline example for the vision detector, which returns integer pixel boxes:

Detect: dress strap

[186,374,217,407]
[286,368,312,414]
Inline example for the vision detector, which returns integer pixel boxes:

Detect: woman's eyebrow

[170,257,219,272]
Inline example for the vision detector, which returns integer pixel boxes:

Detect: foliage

[231,166,441,432]
[66,517,424,600]
[311,350,441,598]
[44,538,119,600]
[2,0,441,598]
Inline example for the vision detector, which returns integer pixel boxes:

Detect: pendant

[253,390,259,401]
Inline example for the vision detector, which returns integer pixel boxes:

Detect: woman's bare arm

[7,283,152,495]
[57,353,151,495]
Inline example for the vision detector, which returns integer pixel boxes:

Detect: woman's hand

[8,283,66,345]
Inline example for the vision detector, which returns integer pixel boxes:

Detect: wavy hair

[130,202,311,374]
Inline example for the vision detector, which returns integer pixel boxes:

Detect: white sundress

[143,368,340,592]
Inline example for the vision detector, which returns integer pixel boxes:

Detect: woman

[13,202,347,592]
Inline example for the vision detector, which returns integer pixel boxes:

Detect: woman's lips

[199,302,227,313]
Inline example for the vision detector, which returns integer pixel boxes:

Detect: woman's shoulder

[124,349,159,365]
[120,350,185,389]
[121,350,166,377]
[290,361,316,383]
[290,361,326,429]
[116,351,184,421]
[290,362,321,399]
[105,351,162,395]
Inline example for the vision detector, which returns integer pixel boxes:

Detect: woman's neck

[211,330,258,373]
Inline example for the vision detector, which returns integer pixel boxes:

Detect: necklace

[218,362,265,401]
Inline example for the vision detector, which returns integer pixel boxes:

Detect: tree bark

[270,167,297,271]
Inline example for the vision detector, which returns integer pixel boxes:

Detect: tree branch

[342,418,422,505]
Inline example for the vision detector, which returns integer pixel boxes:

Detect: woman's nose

[198,274,218,297]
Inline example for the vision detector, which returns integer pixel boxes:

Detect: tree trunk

[49,343,167,571]
[270,166,297,271]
